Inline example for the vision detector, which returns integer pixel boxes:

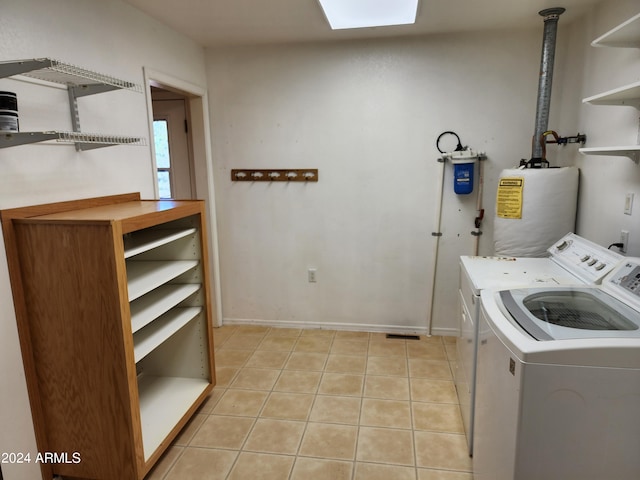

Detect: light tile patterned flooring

[146,326,472,480]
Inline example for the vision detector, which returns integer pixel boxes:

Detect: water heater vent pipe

[531,7,565,165]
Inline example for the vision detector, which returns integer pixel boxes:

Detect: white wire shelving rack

[0,58,146,150]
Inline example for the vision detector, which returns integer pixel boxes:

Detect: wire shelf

[57,131,146,145]
[0,58,142,92]
[0,131,146,150]
[0,58,145,150]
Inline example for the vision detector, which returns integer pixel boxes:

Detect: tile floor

[146,326,472,480]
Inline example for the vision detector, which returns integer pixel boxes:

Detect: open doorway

[143,67,214,204]
[151,87,195,199]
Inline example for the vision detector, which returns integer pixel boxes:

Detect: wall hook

[231,169,318,182]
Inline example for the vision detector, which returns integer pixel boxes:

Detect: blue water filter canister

[450,152,476,195]
[453,161,474,194]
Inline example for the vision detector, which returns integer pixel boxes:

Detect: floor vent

[385,334,420,340]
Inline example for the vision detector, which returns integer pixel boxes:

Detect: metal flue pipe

[531,7,565,165]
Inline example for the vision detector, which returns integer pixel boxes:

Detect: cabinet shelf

[124,227,197,259]
[591,12,640,48]
[130,284,201,333]
[582,81,640,109]
[579,146,640,163]
[133,307,202,362]
[138,375,210,460]
[126,260,199,301]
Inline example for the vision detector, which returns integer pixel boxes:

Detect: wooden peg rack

[231,169,318,182]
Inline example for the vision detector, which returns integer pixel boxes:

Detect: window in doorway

[153,119,172,199]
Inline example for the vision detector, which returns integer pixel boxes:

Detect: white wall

[557,0,640,253]
[0,1,207,479]
[206,29,548,335]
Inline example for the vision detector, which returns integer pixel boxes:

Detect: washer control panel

[608,260,640,294]
[618,266,640,293]
[548,233,623,284]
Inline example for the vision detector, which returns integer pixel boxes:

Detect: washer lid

[500,287,640,341]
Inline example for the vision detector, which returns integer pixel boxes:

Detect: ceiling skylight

[318,0,419,30]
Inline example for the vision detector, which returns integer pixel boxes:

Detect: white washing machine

[474,258,640,480]
[456,233,622,455]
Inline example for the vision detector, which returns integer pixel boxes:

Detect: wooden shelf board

[130,284,201,333]
[126,260,198,301]
[23,200,202,234]
[137,375,210,461]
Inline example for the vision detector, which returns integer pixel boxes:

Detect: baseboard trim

[222,317,430,336]
[429,326,460,337]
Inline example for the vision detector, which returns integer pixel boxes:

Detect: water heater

[493,166,579,257]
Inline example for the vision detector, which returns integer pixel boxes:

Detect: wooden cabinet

[1,193,216,480]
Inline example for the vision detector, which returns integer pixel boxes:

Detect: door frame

[143,67,223,327]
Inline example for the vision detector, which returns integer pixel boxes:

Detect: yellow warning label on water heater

[496,177,524,219]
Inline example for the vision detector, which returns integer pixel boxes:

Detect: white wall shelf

[579,146,640,163]
[582,14,640,164]
[0,58,146,150]
[582,80,640,109]
[591,12,640,48]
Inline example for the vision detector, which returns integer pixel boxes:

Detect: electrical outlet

[308,268,317,283]
[620,230,629,254]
